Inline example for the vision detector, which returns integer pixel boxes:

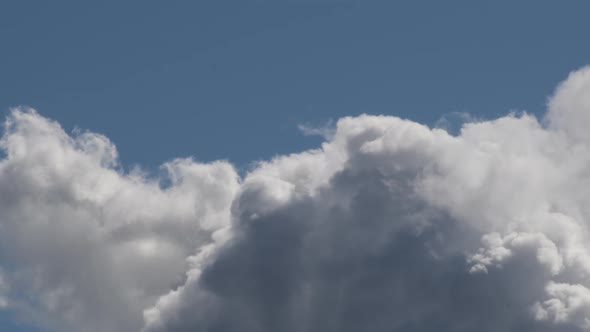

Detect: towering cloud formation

[2,67,590,332]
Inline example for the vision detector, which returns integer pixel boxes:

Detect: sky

[3,0,590,170]
[3,1,590,332]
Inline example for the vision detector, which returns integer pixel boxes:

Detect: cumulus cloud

[0,110,239,332]
[4,67,590,332]
[547,66,590,143]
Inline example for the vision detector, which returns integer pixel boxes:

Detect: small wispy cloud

[297,119,336,139]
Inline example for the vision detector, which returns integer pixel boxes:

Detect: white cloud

[0,109,239,332]
[5,66,590,331]
[297,119,336,139]
[534,282,590,329]
[547,66,590,143]
[468,232,563,275]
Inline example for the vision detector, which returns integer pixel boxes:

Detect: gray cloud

[4,67,590,332]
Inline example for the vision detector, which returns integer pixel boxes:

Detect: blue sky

[3,1,590,171]
[2,1,590,331]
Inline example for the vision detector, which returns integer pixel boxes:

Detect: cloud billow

[4,67,590,332]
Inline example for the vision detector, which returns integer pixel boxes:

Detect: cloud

[547,66,590,143]
[433,111,479,136]
[0,110,239,332]
[4,67,590,332]
[298,120,336,139]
